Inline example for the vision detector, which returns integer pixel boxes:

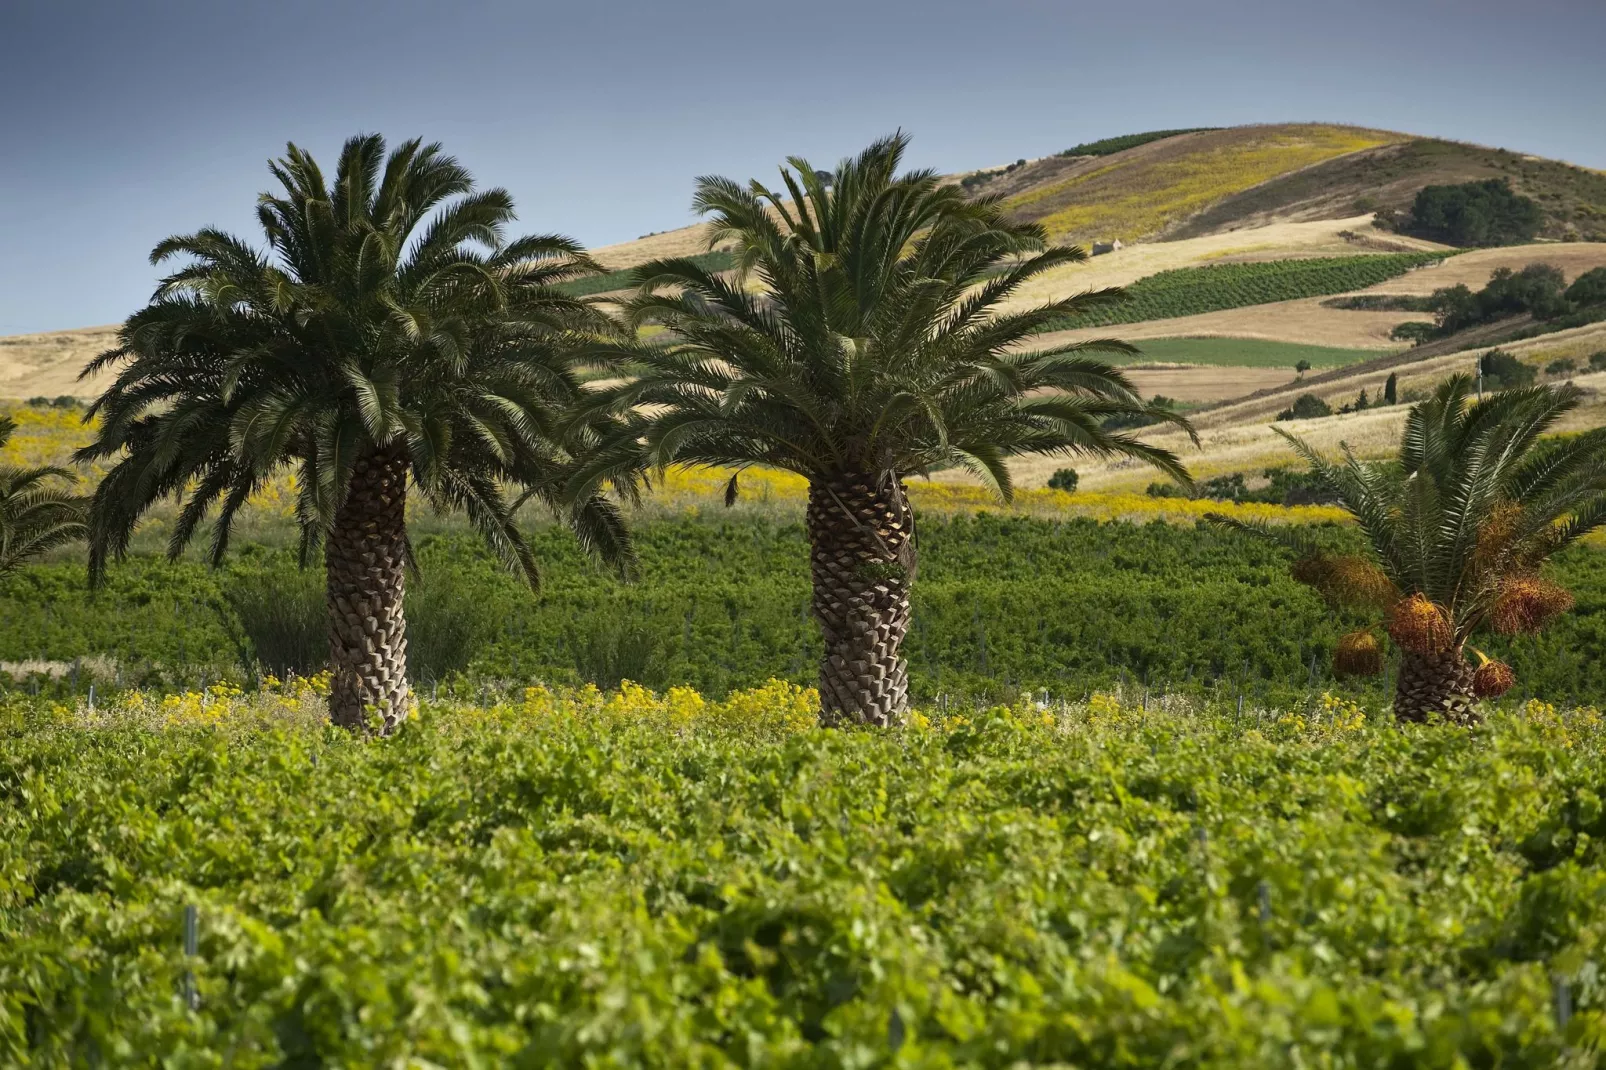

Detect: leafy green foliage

[1046,468,1078,492]
[1148,467,1338,508]
[1,697,1602,1064]
[1404,179,1543,246]
[6,517,1606,703]
[1045,253,1449,331]
[1058,128,1220,157]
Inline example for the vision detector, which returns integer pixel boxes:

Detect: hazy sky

[2,0,1602,334]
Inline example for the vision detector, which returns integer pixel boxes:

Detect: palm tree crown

[576,133,1194,725]
[0,416,87,575]
[77,133,630,729]
[579,132,1190,498]
[1216,375,1606,721]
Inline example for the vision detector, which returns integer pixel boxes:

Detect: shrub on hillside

[1590,350,1606,372]
[1101,394,1176,432]
[1046,468,1079,493]
[1563,266,1606,308]
[1404,178,1543,247]
[1276,393,1333,421]
[1390,321,1438,344]
[1480,348,1537,391]
[1547,358,1578,377]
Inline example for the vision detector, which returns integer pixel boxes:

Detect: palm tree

[77,134,632,732]
[573,134,1194,727]
[0,416,87,574]
[1212,376,1606,723]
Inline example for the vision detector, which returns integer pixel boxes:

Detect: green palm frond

[0,418,89,575]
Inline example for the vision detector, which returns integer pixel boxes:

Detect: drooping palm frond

[0,417,88,575]
[78,134,633,584]
[572,132,1195,501]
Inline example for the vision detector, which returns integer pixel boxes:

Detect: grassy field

[1124,337,1380,369]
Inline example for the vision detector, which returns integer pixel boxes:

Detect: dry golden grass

[0,324,119,400]
[986,338,1606,494]
[1352,242,1606,295]
[590,223,721,271]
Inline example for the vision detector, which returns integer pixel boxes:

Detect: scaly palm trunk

[325,444,411,732]
[1393,647,1478,726]
[805,471,915,727]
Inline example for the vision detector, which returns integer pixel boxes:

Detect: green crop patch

[1046,252,1451,331]
[3,516,1603,706]
[0,692,1601,1064]
[1119,337,1385,368]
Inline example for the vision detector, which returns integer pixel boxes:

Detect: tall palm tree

[78,134,632,732]
[0,416,87,574]
[1213,376,1606,723]
[573,134,1194,727]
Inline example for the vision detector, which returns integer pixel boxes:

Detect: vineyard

[6,515,1604,706]
[1046,252,1452,331]
[2,685,1602,1065]
[1057,128,1220,158]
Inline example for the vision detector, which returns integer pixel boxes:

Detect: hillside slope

[986,124,1406,244]
[1168,137,1606,241]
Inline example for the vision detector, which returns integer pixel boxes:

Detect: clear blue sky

[2,0,1602,335]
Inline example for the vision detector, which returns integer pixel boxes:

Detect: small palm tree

[0,416,87,574]
[574,134,1194,726]
[78,135,632,731]
[1213,376,1606,723]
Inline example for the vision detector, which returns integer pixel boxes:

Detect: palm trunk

[805,471,915,727]
[1393,647,1478,726]
[325,444,411,733]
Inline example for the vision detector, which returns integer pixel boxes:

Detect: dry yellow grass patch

[1352,242,1606,294]
[0,325,120,400]
[590,223,721,271]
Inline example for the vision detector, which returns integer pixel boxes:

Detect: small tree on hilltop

[1295,359,1311,381]
[573,134,1195,727]
[1212,376,1606,723]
